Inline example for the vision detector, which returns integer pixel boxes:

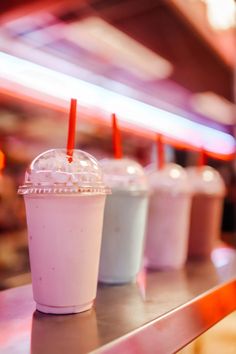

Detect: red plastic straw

[198,148,207,167]
[156,134,164,170]
[112,113,123,159]
[67,98,77,162]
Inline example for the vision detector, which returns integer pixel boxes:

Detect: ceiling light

[0,51,234,156]
[66,17,173,81]
[191,92,235,125]
[203,0,236,30]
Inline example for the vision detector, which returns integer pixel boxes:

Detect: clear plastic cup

[145,163,192,269]
[98,158,149,284]
[186,166,225,258]
[18,149,109,314]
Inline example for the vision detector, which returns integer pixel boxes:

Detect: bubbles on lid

[18,149,110,195]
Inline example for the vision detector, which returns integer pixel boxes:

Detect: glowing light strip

[0,52,235,155]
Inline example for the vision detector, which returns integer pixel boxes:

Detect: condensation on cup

[18,149,110,314]
[186,166,225,258]
[98,158,149,284]
[145,163,192,269]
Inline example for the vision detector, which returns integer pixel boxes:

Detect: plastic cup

[98,158,149,284]
[145,163,192,269]
[186,166,225,258]
[18,149,109,314]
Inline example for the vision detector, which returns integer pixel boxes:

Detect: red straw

[156,134,164,170]
[112,113,123,159]
[67,98,77,162]
[198,148,207,167]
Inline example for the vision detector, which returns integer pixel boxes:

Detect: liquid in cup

[187,166,225,258]
[18,149,109,314]
[98,158,149,284]
[145,163,192,269]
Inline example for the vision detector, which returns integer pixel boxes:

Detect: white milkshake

[186,166,225,258]
[145,163,192,269]
[18,149,109,314]
[98,158,149,284]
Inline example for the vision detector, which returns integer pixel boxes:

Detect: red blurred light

[0,150,5,170]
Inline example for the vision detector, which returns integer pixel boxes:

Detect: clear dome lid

[100,158,148,193]
[186,166,225,197]
[146,163,192,194]
[18,149,110,195]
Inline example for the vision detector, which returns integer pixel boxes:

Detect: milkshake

[18,148,109,314]
[187,166,225,258]
[98,158,149,284]
[145,163,192,269]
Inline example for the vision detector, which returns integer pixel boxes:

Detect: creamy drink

[187,166,225,258]
[18,149,109,314]
[145,163,192,269]
[98,158,149,284]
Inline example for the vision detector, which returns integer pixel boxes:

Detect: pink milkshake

[18,148,109,314]
[145,163,192,269]
[187,166,225,258]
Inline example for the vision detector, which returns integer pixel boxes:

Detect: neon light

[204,0,236,30]
[0,52,235,155]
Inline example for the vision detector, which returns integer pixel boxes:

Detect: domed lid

[186,166,225,196]
[18,149,110,195]
[100,158,148,193]
[146,163,192,194]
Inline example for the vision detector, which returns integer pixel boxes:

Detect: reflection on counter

[31,309,99,354]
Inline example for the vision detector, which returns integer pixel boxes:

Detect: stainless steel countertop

[1,247,236,354]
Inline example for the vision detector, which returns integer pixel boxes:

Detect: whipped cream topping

[186,166,225,197]
[18,149,110,195]
[146,163,192,195]
[100,158,148,193]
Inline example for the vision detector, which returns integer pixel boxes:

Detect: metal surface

[1,247,236,354]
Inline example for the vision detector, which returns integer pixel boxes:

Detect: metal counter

[1,247,236,354]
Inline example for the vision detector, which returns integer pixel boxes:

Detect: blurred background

[0,0,235,290]
[0,1,236,352]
